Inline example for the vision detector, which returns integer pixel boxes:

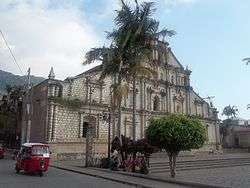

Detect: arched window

[153,96,160,111]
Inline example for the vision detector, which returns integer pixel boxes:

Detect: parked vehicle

[15,143,50,176]
[0,144,4,159]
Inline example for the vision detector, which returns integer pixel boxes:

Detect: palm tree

[108,0,175,141]
[83,0,175,150]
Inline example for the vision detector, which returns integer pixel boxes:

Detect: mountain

[0,70,45,94]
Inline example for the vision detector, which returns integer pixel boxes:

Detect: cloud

[0,0,101,80]
[164,0,197,8]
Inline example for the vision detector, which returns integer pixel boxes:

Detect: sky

[0,0,250,119]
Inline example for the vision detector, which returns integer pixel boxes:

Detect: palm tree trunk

[117,75,122,138]
[132,74,136,141]
[132,74,136,172]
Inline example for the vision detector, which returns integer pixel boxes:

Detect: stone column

[78,113,84,138]
[195,103,198,116]
[51,105,57,141]
[168,88,171,113]
[47,104,54,141]
[165,84,169,113]
[140,114,145,139]
[188,89,191,115]
[85,80,89,102]
[96,114,100,138]
[181,101,184,114]
[201,103,204,117]
[140,79,144,139]
[124,117,127,137]
[173,99,176,113]
[99,85,103,103]
[185,90,188,115]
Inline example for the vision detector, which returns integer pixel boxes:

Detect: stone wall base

[48,140,220,160]
[48,141,108,161]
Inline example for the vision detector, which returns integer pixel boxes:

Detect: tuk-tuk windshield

[32,146,49,155]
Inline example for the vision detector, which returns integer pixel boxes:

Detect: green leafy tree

[0,85,23,147]
[146,114,206,178]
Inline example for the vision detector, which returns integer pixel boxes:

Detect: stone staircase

[149,153,250,174]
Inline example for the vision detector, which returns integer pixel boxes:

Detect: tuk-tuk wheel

[39,171,43,177]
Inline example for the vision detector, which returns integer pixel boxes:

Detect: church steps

[150,157,250,166]
[149,158,250,173]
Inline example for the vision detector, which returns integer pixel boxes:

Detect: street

[0,157,190,188]
[0,158,133,188]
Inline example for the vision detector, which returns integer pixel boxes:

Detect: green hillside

[0,70,45,94]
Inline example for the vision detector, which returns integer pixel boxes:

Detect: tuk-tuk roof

[22,143,49,147]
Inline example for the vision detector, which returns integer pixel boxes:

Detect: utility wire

[0,29,24,75]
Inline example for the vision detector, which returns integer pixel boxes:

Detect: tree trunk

[168,152,177,178]
[117,75,122,138]
[132,75,136,172]
[132,75,136,141]
[168,154,173,177]
[172,153,177,178]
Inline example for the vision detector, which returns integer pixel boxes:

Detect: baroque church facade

[21,41,220,159]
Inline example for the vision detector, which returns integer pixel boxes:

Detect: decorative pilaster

[201,103,204,117]
[185,90,188,115]
[78,113,84,138]
[99,85,103,103]
[140,115,144,138]
[51,105,56,141]
[168,87,172,113]
[47,104,54,141]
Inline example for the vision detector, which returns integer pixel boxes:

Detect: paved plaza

[52,153,250,188]
[172,165,250,188]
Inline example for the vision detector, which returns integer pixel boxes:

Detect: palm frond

[242,57,250,65]
[140,2,156,18]
[83,47,107,65]
[156,29,176,38]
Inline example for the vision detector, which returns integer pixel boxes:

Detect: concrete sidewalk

[50,160,224,188]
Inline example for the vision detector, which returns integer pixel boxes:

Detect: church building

[21,41,220,160]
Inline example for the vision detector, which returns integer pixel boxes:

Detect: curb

[91,167,227,188]
[50,165,152,188]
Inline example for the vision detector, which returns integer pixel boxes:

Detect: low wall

[48,140,108,161]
